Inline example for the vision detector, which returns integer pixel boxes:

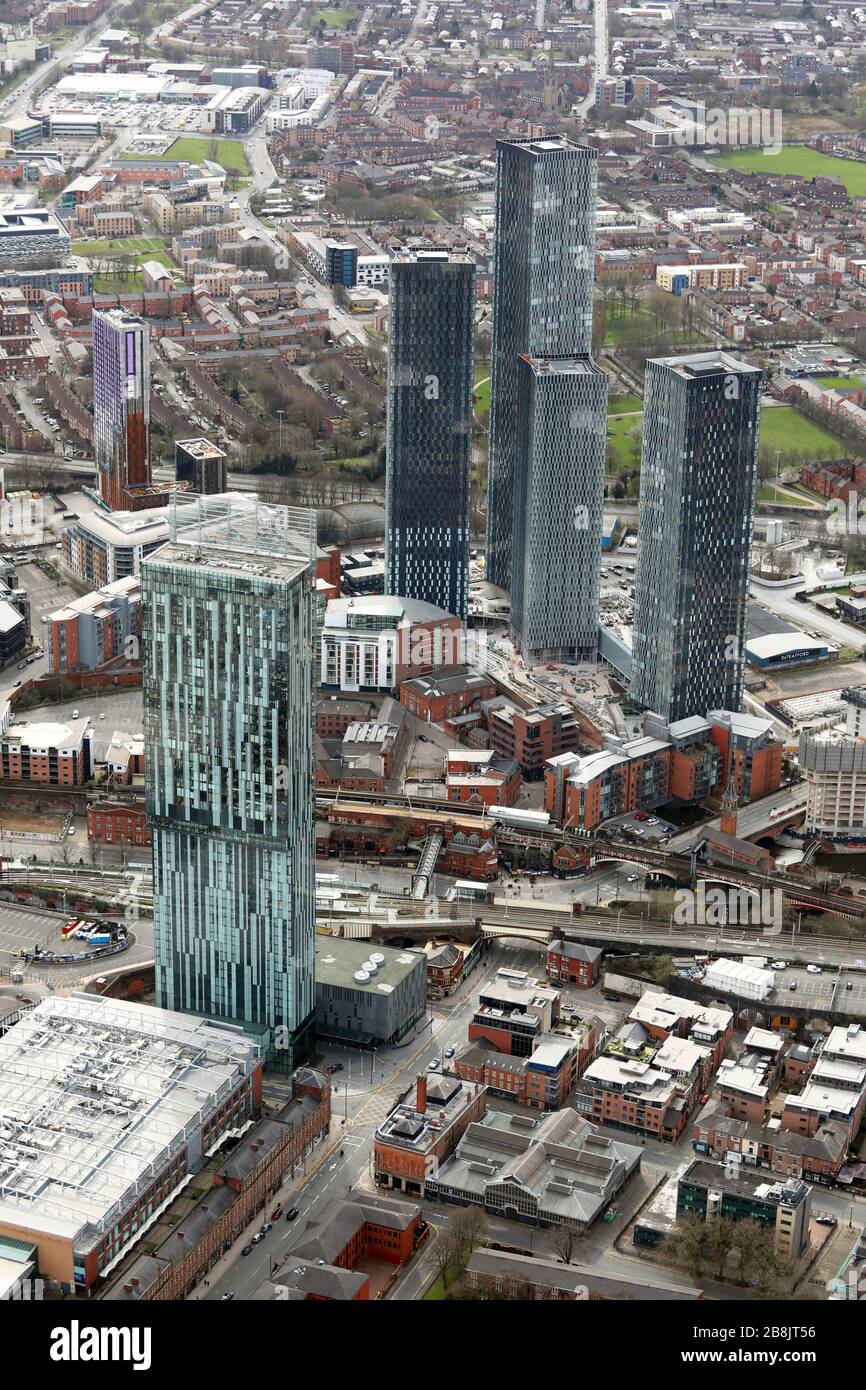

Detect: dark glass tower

[631,352,763,722]
[385,249,475,620]
[486,137,598,591]
[511,354,608,663]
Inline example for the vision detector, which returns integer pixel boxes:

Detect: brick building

[374,1073,487,1195]
[87,799,150,848]
[547,939,603,988]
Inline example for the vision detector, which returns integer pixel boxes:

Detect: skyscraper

[385,249,475,621]
[143,493,316,1065]
[631,352,762,723]
[92,307,151,511]
[486,137,598,590]
[511,354,608,663]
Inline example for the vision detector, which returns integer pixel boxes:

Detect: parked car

[260,1221,273,1235]
[241,1244,253,1256]
[271,1206,283,1221]
[806,965,821,975]
[699,1093,710,1105]
[251,1232,264,1245]
[816,1215,837,1227]
[789,980,799,990]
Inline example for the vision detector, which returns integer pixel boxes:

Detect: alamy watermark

[673,885,783,935]
[668,101,782,156]
[1,495,44,545]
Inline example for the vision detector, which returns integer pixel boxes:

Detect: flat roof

[315,938,424,995]
[746,633,827,659]
[0,996,260,1250]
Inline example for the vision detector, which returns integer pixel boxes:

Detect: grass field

[714,145,866,198]
[604,306,701,347]
[759,405,850,458]
[609,392,642,414]
[164,137,250,175]
[473,367,491,417]
[605,402,849,475]
[607,411,643,472]
[756,484,816,508]
[72,237,169,257]
[814,374,866,390]
[310,7,353,24]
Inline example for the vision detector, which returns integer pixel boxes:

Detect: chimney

[416,1074,427,1115]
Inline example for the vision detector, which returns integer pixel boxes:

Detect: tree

[449,1206,486,1265]
[431,1225,460,1292]
[552,1224,578,1264]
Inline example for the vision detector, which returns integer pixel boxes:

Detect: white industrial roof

[0,997,260,1249]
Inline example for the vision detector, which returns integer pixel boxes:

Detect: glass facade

[142,495,317,1066]
[486,137,598,591]
[92,307,150,511]
[385,250,475,621]
[631,353,762,723]
[511,355,608,663]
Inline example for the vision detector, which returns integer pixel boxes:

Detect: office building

[510,354,607,662]
[324,239,358,288]
[320,593,461,694]
[0,208,71,265]
[143,494,317,1065]
[92,307,151,511]
[631,352,762,722]
[314,938,427,1046]
[486,137,598,590]
[677,1159,812,1261]
[385,249,475,621]
[175,437,227,495]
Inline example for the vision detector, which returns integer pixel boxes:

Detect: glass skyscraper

[142,494,316,1066]
[631,352,763,723]
[511,355,608,664]
[486,137,598,591]
[385,249,475,621]
[92,307,151,512]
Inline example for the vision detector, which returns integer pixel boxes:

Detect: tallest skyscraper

[143,494,317,1067]
[486,137,598,591]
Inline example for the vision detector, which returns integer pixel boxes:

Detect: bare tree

[552,1224,578,1265]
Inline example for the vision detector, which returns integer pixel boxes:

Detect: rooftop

[0,996,260,1251]
[315,939,423,995]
